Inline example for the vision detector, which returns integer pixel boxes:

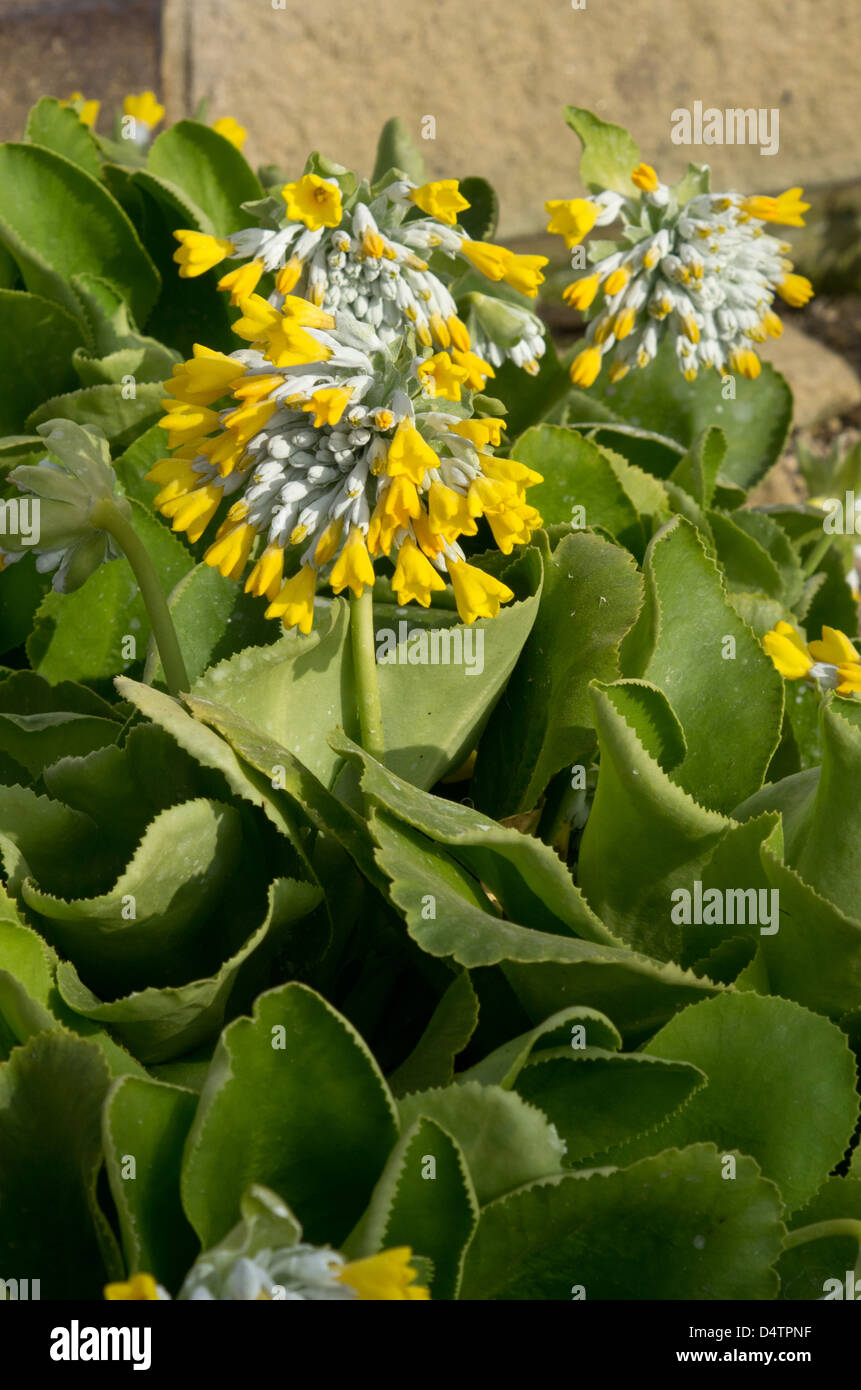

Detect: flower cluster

[105,1247,429,1302]
[172,171,548,383]
[548,165,814,386]
[763,622,861,696]
[150,298,543,632]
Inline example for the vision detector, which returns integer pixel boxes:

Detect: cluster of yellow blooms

[149,296,542,633]
[171,171,548,383]
[547,164,814,386]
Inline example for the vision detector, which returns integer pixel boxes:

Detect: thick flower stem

[90,498,190,698]
[350,586,386,759]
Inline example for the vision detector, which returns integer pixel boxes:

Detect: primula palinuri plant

[549,161,813,387]
[151,300,543,634]
[172,168,548,381]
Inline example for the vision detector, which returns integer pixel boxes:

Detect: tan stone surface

[168,0,861,236]
[759,321,861,430]
[0,0,161,142]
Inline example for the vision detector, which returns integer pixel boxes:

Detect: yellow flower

[204,521,257,581]
[302,386,352,427]
[218,259,265,305]
[61,92,99,127]
[385,422,439,485]
[740,187,810,227]
[276,258,303,294]
[602,267,630,296]
[329,526,376,597]
[502,253,547,297]
[451,348,494,391]
[544,198,598,248]
[569,346,603,388]
[729,347,761,379]
[104,1274,162,1302]
[632,162,659,193]
[281,174,343,231]
[245,543,285,600]
[808,626,860,667]
[123,91,164,129]
[173,230,235,278]
[313,517,344,566]
[480,455,542,490]
[417,351,470,402]
[392,538,446,606]
[162,484,223,543]
[213,115,247,150]
[409,180,470,226]
[448,559,514,624]
[265,563,317,633]
[338,1248,430,1300]
[563,275,600,311]
[367,476,421,555]
[164,345,246,405]
[448,418,504,449]
[777,273,814,308]
[427,481,477,544]
[763,622,816,680]
[159,400,220,444]
[458,239,511,281]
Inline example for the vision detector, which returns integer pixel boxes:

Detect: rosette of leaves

[0,667,321,1067]
[1,976,856,1300]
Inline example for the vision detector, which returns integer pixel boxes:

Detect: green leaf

[0,143,160,325]
[472,529,643,815]
[144,562,277,687]
[103,1075,199,1290]
[27,498,193,683]
[56,876,321,1065]
[148,121,264,236]
[22,799,244,998]
[514,1048,706,1165]
[0,1031,122,1298]
[670,163,711,205]
[563,107,640,197]
[347,1116,477,1299]
[572,337,793,492]
[625,517,784,811]
[0,918,146,1077]
[26,381,165,449]
[611,993,860,1214]
[457,178,499,241]
[0,290,84,433]
[0,707,120,780]
[0,555,47,657]
[459,1005,621,1089]
[25,98,103,181]
[181,982,398,1247]
[337,731,618,946]
[388,972,479,1096]
[488,339,571,439]
[777,1177,861,1300]
[371,117,425,185]
[398,1080,564,1204]
[460,1143,783,1299]
[369,803,721,1044]
[668,425,726,508]
[577,680,729,959]
[791,699,861,919]
[515,425,644,548]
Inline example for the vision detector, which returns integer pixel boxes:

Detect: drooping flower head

[149,298,543,633]
[172,166,548,384]
[549,165,813,387]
